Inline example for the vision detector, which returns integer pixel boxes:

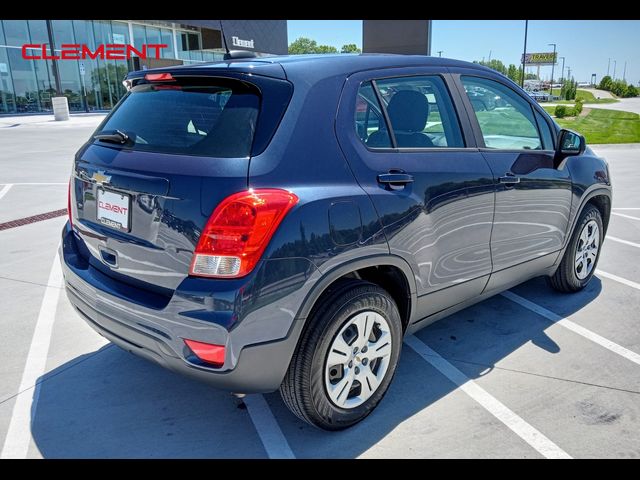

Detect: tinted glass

[375,75,464,148]
[355,81,391,148]
[462,76,542,150]
[99,79,260,158]
[535,110,555,150]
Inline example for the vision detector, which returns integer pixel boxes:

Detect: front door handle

[377,171,414,186]
[499,173,521,185]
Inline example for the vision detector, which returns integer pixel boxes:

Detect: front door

[455,74,572,272]
[336,69,495,320]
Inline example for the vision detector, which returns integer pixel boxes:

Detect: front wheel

[549,204,603,292]
[280,279,403,430]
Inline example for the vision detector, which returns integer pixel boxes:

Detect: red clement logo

[98,201,128,215]
[22,43,167,60]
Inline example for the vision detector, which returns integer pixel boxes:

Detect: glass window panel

[3,20,30,46]
[375,75,464,148]
[0,46,17,113]
[354,81,391,148]
[462,76,542,150]
[111,21,129,45]
[52,19,75,45]
[27,20,49,44]
[160,28,174,58]
[132,24,146,48]
[6,48,39,112]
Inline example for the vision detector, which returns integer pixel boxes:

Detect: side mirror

[557,129,585,157]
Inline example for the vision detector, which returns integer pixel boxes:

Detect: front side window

[461,76,543,150]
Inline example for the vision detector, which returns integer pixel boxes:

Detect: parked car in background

[62,54,612,430]
[526,90,550,102]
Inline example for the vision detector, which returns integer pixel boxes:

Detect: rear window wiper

[94,129,131,145]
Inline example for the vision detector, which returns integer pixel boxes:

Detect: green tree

[288,37,318,54]
[507,64,520,83]
[598,75,613,91]
[315,44,338,54]
[610,79,628,97]
[341,43,361,54]
[288,37,338,54]
[624,84,639,98]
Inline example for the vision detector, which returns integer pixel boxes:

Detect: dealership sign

[521,52,557,66]
[22,43,168,60]
[231,36,254,49]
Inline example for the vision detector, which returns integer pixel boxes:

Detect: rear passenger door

[336,68,495,321]
[453,73,572,272]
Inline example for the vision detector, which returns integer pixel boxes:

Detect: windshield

[97,78,260,158]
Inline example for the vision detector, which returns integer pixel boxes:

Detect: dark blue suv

[61,54,612,430]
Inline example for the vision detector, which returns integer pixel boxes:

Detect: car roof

[133,54,494,82]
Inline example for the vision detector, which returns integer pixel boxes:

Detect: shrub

[555,105,568,118]
[598,75,613,91]
[623,84,639,98]
[574,99,584,115]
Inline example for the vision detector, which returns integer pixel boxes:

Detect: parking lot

[1,114,639,458]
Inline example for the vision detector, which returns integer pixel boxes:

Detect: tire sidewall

[566,206,603,288]
[308,289,402,429]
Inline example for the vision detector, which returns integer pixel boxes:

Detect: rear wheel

[280,279,402,430]
[549,204,603,292]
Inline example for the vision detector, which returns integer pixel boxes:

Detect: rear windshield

[97,77,260,158]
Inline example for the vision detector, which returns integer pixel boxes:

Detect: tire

[279,279,403,430]
[549,204,603,293]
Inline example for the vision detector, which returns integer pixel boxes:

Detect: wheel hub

[324,310,393,409]
[574,219,599,280]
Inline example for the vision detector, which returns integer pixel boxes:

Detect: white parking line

[501,291,640,367]
[1,183,66,186]
[1,250,63,459]
[598,270,640,292]
[607,236,640,249]
[0,184,12,201]
[243,394,295,459]
[612,212,640,221]
[404,335,571,459]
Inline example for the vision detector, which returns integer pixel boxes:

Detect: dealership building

[0,20,288,114]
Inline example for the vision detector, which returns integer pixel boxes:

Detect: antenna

[219,20,230,57]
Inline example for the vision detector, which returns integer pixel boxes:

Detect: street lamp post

[623,61,627,82]
[559,56,566,85]
[613,60,617,79]
[437,50,443,57]
[607,58,610,76]
[548,43,556,95]
[520,20,529,88]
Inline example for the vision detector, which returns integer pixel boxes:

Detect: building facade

[0,20,287,114]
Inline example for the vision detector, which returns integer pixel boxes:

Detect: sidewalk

[544,97,640,115]
[0,113,108,129]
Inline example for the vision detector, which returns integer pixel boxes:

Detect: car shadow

[31,275,602,458]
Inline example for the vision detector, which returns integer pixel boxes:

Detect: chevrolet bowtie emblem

[92,171,111,185]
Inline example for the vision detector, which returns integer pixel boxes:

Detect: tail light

[144,72,175,82]
[190,189,298,278]
[67,179,73,229]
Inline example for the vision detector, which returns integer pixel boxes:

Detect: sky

[287,20,640,86]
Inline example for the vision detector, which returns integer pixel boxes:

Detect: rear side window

[98,78,260,158]
[355,81,392,148]
[375,75,464,148]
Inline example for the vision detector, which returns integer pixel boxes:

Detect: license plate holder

[97,189,131,232]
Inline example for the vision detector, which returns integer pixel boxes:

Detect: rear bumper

[60,222,311,393]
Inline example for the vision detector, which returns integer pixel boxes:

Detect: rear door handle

[377,172,414,186]
[499,173,521,184]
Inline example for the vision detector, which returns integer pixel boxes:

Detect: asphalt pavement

[1,115,639,458]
